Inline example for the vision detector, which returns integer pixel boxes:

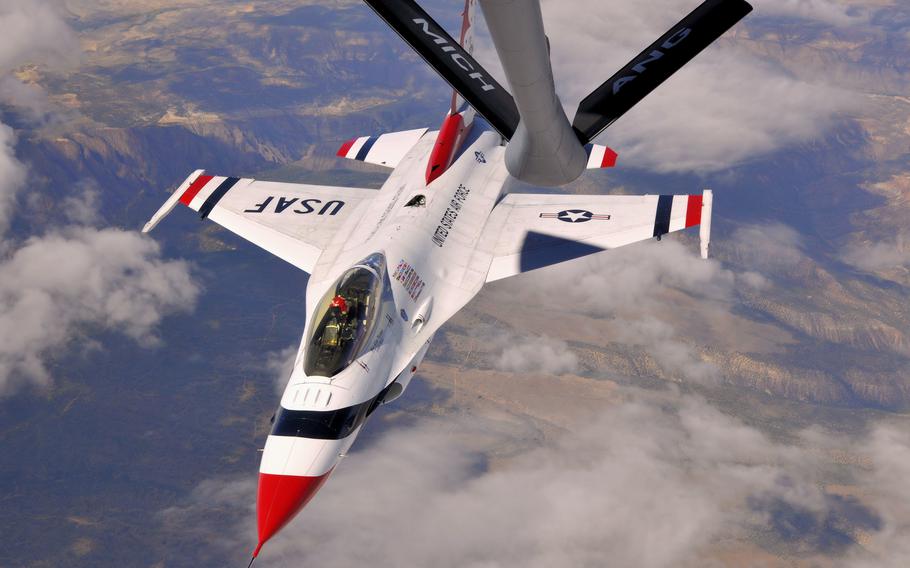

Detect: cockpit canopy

[304,254,386,377]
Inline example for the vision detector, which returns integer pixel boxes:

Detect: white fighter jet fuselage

[255,127,509,554]
[143,0,752,561]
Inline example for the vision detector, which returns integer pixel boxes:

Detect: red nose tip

[254,471,332,557]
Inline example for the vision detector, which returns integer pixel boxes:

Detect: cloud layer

[0,123,25,239]
[265,344,300,395]
[499,238,749,382]
[0,0,79,233]
[162,391,907,567]
[755,0,870,27]
[0,0,77,74]
[842,238,910,273]
[0,223,200,394]
[0,0,78,236]
[487,330,580,375]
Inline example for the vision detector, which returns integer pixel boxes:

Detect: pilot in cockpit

[330,295,348,315]
[305,257,383,377]
[320,295,348,348]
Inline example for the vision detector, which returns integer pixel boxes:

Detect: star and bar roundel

[539,209,611,223]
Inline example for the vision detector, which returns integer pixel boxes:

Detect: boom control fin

[572,0,753,144]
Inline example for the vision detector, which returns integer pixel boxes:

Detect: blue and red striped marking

[685,194,703,228]
[179,174,213,205]
[178,172,242,219]
[337,136,379,161]
[198,177,240,219]
[337,138,356,158]
[654,194,703,238]
[584,144,619,168]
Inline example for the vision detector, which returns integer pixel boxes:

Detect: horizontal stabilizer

[362,0,520,139]
[482,190,712,281]
[572,0,753,144]
[336,128,428,168]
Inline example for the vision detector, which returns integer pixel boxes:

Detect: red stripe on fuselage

[179,174,213,206]
[685,194,703,228]
[426,113,466,185]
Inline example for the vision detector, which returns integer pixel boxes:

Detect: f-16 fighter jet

[143,0,752,562]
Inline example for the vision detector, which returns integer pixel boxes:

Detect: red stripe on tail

[685,194,703,228]
[180,174,213,206]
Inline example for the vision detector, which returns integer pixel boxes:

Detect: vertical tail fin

[363,0,519,139]
[452,0,477,113]
[460,0,476,55]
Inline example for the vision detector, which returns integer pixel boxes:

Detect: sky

[1,0,909,566]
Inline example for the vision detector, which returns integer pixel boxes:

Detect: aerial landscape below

[1,0,909,567]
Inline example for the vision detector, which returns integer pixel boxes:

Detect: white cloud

[611,316,720,382]
[485,223,807,383]
[844,425,910,568]
[0,0,78,74]
[60,180,102,225]
[505,239,739,382]
[164,392,900,567]
[0,0,79,232]
[487,330,579,375]
[727,222,806,272]
[529,0,861,173]
[754,0,870,27]
[522,239,738,316]
[0,123,25,239]
[0,75,67,125]
[0,225,201,394]
[841,237,910,273]
[264,344,299,395]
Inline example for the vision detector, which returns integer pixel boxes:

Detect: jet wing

[143,170,376,273]
[336,128,428,168]
[482,191,712,282]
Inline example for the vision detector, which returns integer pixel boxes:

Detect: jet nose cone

[255,471,332,556]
